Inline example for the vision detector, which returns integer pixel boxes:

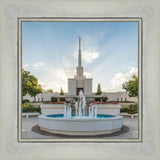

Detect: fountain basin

[40,104,121,116]
[38,114,123,135]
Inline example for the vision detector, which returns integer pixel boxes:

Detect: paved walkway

[22,117,138,139]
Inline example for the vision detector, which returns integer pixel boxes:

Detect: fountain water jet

[38,90,123,136]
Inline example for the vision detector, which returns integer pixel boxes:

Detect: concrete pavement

[22,117,138,139]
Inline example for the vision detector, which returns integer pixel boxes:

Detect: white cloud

[84,71,91,77]
[65,70,76,78]
[38,66,72,92]
[82,51,99,63]
[30,57,77,92]
[74,34,100,64]
[37,64,93,92]
[23,62,44,71]
[23,64,29,69]
[38,80,47,89]
[32,62,44,67]
[74,50,99,64]
[128,67,138,75]
[110,67,138,91]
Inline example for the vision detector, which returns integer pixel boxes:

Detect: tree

[102,96,108,102]
[96,83,102,95]
[51,97,58,102]
[122,75,138,97]
[22,69,42,101]
[95,83,102,101]
[30,84,42,101]
[47,89,53,93]
[60,87,64,95]
[22,69,31,96]
[60,87,65,101]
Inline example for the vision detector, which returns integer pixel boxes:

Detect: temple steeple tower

[68,37,92,96]
[78,37,82,67]
[76,37,83,79]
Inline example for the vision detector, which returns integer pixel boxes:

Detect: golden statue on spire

[79,37,81,49]
[79,36,81,44]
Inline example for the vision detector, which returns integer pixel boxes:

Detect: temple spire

[76,37,83,79]
[78,37,82,67]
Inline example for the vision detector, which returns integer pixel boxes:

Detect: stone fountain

[38,90,123,136]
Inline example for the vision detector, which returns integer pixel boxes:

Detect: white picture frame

[0,0,160,159]
[18,17,142,143]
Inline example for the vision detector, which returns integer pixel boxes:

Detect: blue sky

[22,21,138,92]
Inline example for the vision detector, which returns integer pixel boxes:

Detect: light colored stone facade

[68,37,92,96]
[23,38,137,103]
[68,78,93,96]
[84,79,92,95]
[68,79,76,95]
[102,92,138,102]
[23,91,138,102]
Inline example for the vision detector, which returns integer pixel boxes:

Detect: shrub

[45,101,51,104]
[95,98,100,101]
[36,106,41,113]
[22,103,29,108]
[102,96,108,102]
[121,104,126,108]
[120,103,138,114]
[93,101,104,105]
[120,107,129,112]
[128,103,138,114]
[66,101,71,103]
[51,97,58,102]
[111,102,118,104]
[22,99,30,104]
[129,103,138,110]
[22,103,41,113]
[57,101,66,104]
[60,98,65,101]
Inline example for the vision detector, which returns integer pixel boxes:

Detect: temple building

[23,37,138,103]
[68,37,92,96]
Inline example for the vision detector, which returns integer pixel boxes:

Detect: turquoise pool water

[46,114,115,118]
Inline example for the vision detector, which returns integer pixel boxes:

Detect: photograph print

[20,19,140,141]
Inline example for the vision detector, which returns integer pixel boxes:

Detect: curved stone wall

[38,115,123,135]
